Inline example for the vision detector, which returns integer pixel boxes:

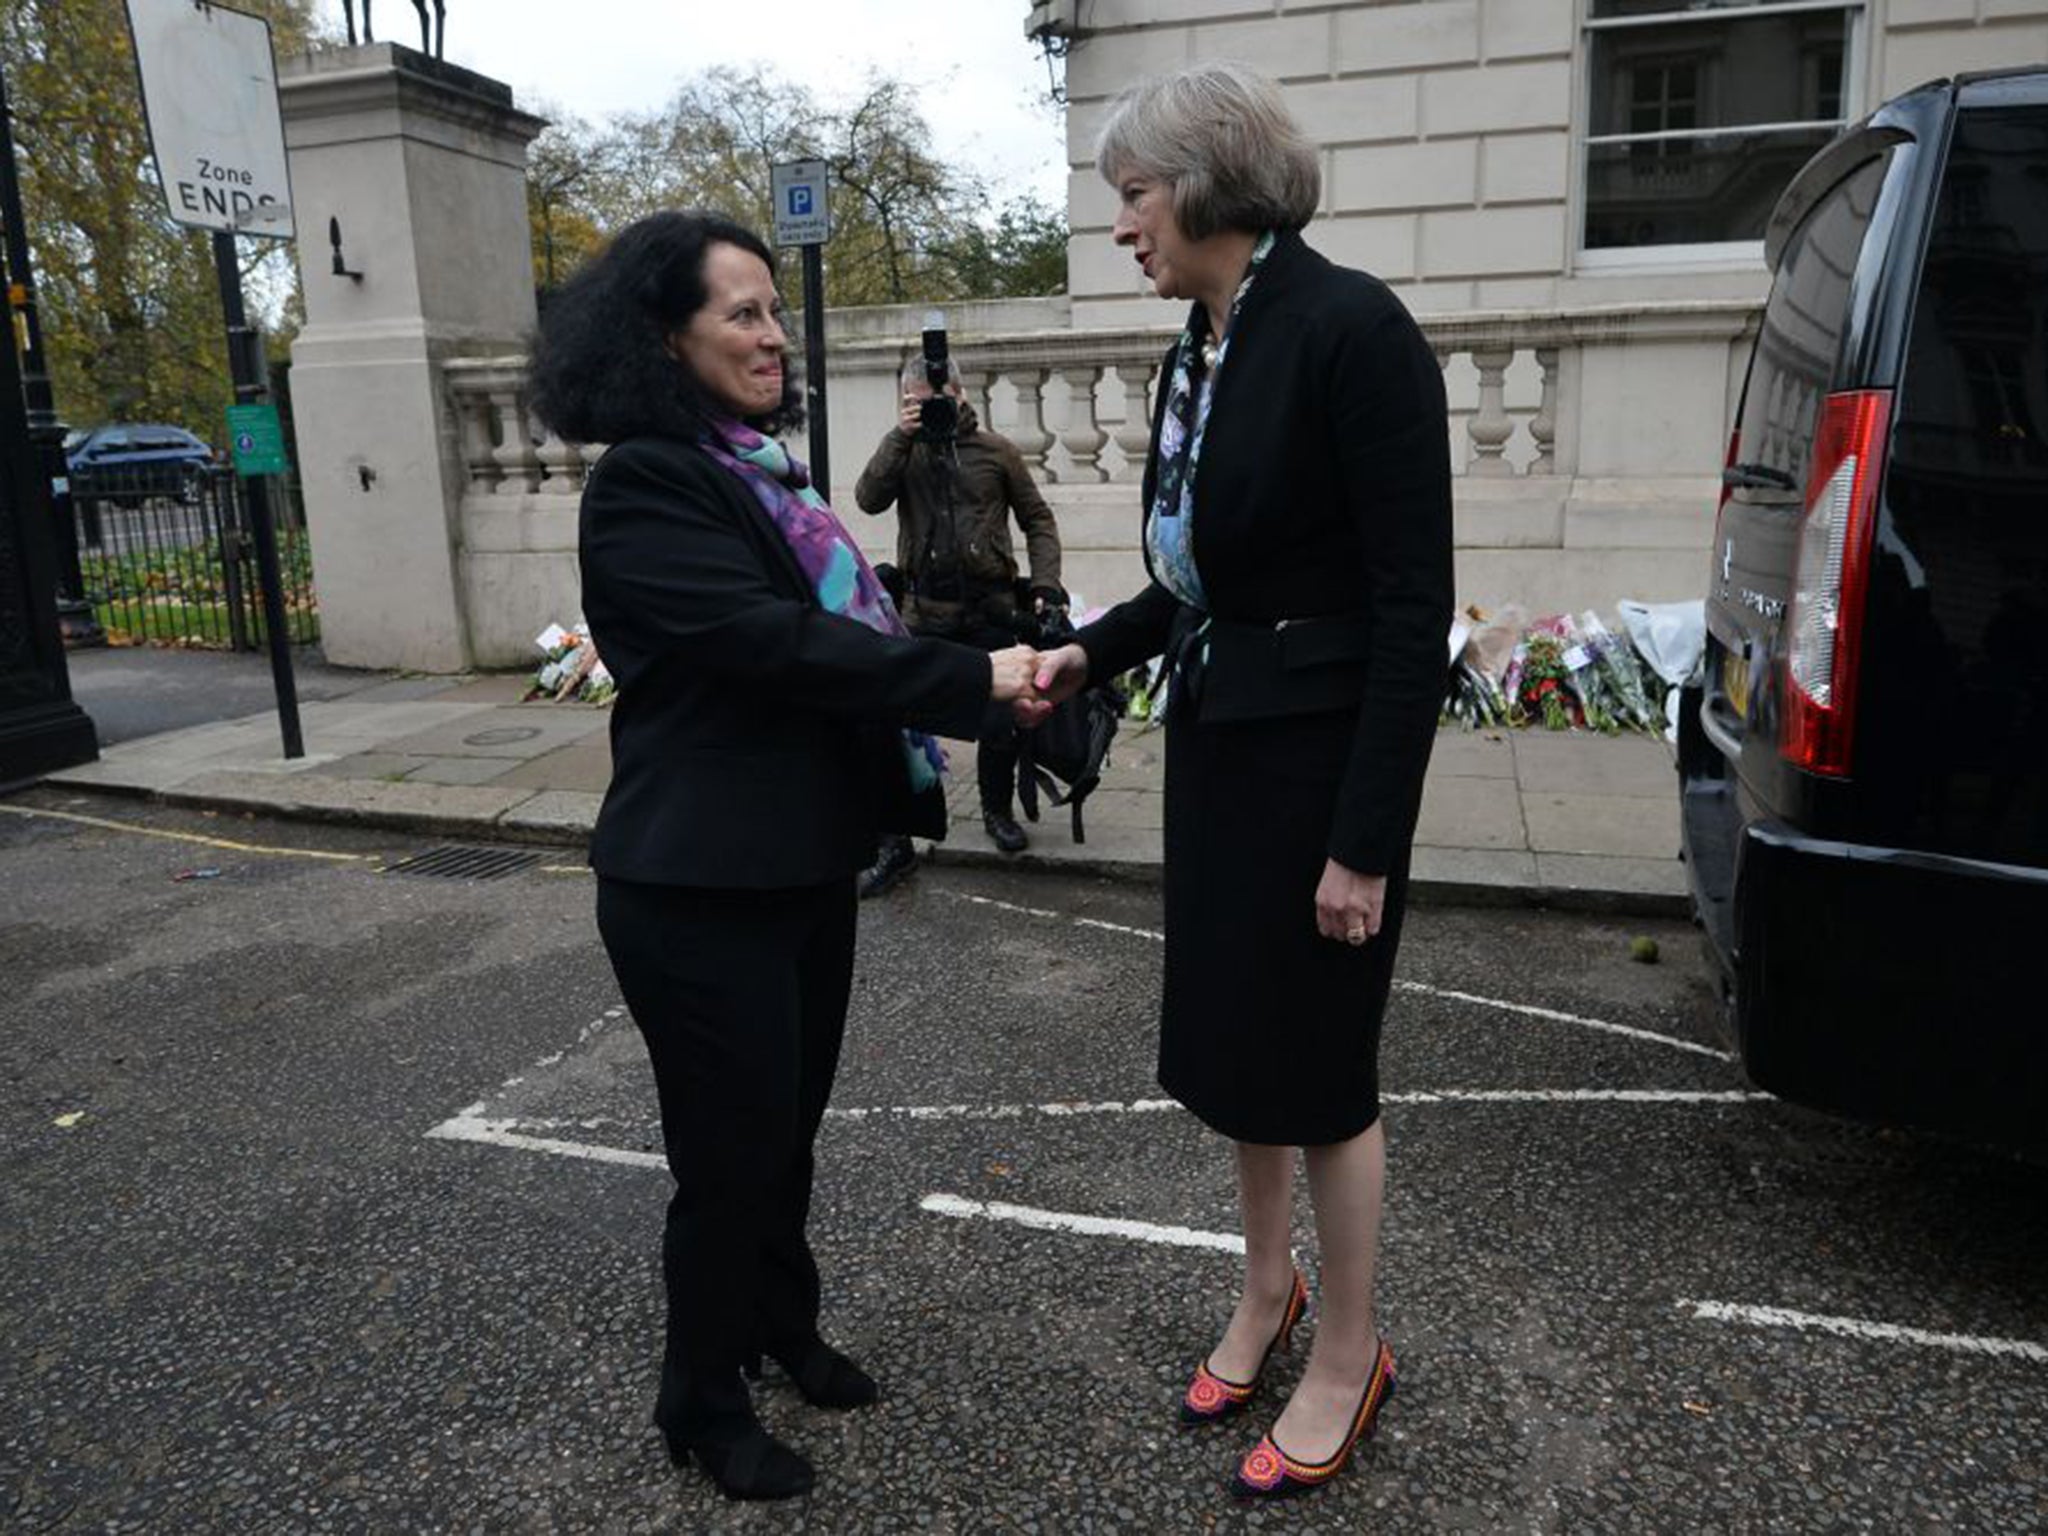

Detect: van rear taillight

[1780,390,1891,777]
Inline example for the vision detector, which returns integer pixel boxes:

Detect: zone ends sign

[126,0,295,239]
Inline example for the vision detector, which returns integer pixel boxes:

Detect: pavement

[38,666,1690,915]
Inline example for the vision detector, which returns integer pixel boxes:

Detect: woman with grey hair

[1034,62,1453,1500]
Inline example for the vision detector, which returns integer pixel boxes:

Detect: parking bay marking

[943,890,1732,1061]
[426,1085,1768,1167]
[920,1193,1245,1254]
[1681,1300,2048,1364]
[419,1102,2048,1365]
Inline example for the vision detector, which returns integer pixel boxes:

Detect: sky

[435,0,1071,208]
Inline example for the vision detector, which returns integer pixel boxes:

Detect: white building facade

[992,0,2048,614]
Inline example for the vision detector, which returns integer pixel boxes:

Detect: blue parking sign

[770,160,831,247]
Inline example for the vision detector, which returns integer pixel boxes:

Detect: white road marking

[827,1097,1181,1123]
[921,1192,1244,1254]
[1681,1300,2048,1363]
[1393,981,1731,1061]
[941,889,1730,1061]
[829,1089,1766,1121]
[431,1086,1767,1171]
[1388,1088,1765,1104]
[427,1112,665,1170]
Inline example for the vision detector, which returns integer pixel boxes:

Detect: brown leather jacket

[853,404,1063,634]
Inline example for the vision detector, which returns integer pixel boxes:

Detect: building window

[1583,0,1864,255]
[1627,57,1704,169]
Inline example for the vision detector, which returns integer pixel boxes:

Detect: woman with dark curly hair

[534,211,1044,1501]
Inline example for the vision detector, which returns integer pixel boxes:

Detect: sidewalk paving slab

[1523,792,1681,860]
[1416,774,1530,851]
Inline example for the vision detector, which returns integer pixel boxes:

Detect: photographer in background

[854,328,1064,892]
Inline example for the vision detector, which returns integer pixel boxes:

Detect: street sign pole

[126,0,302,759]
[770,159,833,497]
[801,241,829,498]
[211,231,302,759]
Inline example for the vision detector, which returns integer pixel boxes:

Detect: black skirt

[1158,705,1409,1146]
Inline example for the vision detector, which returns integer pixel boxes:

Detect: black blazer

[1077,229,1454,874]
[579,435,991,888]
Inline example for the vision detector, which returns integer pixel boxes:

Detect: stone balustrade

[440,299,1758,659]
[443,300,1755,497]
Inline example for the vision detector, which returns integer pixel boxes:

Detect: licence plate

[1721,648,1751,720]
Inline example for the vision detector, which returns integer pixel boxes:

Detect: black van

[1679,69,2048,1149]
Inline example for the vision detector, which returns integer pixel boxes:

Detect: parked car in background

[1679,67,2048,1150]
[64,423,215,503]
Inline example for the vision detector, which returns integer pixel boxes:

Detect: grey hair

[1094,62,1320,240]
[900,355,964,392]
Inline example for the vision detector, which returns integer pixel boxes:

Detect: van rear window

[1895,105,2048,478]
[1735,153,1891,491]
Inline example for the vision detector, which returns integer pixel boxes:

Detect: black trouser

[912,616,1019,815]
[595,876,856,1445]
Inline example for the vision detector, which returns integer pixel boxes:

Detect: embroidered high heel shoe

[1179,1268,1310,1424]
[1231,1337,1395,1498]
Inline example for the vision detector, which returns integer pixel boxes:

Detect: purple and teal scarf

[699,418,945,791]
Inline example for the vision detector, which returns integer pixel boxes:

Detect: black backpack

[1015,606,1123,844]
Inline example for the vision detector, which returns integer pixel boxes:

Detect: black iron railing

[73,466,319,649]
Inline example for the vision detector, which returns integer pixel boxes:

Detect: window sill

[1575,241,1768,275]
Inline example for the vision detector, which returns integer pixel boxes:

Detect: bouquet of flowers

[1518,629,1577,730]
[1442,605,1519,729]
[1545,616,1620,734]
[1580,610,1663,733]
[528,621,616,705]
[1119,656,1167,724]
[1438,598,1710,734]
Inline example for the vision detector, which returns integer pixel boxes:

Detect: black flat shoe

[747,1338,880,1410]
[664,1422,814,1501]
[982,808,1028,854]
[858,835,917,898]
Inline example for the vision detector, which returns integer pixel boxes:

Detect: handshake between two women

[985,641,1091,726]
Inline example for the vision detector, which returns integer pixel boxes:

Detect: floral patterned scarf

[698,418,944,790]
[1146,230,1277,611]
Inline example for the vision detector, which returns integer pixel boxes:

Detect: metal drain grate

[383,845,543,881]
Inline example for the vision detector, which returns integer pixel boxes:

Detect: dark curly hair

[531,210,804,445]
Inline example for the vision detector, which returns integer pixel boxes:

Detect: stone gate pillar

[277,45,543,672]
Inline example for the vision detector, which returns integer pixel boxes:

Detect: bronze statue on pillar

[414,1,446,59]
[342,2,444,60]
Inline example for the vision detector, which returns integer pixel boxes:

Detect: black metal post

[801,241,829,497]
[211,230,303,759]
[0,60,103,646]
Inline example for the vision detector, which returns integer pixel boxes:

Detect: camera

[917,311,960,444]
